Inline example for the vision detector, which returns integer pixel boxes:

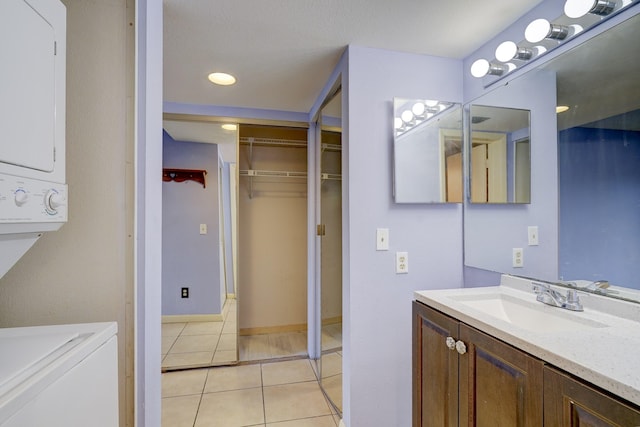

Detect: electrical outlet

[181,287,189,298]
[528,226,539,246]
[376,228,389,251]
[396,252,409,274]
[512,248,524,268]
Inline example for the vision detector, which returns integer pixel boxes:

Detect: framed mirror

[464,11,640,303]
[393,99,463,203]
[469,105,531,204]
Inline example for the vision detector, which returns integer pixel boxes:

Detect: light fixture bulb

[425,100,439,107]
[401,110,414,124]
[496,41,517,62]
[471,59,490,78]
[208,72,236,86]
[394,117,404,129]
[412,102,426,116]
[526,19,551,43]
[221,124,237,131]
[564,0,615,18]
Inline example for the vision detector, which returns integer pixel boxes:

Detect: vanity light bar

[394,100,454,136]
[470,0,637,80]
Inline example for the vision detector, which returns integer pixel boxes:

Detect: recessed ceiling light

[556,105,570,113]
[221,124,237,131]
[208,72,236,86]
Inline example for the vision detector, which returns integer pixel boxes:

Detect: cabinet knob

[456,340,467,355]
[445,336,456,350]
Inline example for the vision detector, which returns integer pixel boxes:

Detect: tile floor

[162,358,342,427]
[162,300,238,370]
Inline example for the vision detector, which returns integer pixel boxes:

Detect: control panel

[0,175,67,223]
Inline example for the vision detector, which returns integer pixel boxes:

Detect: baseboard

[162,314,223,323]
[322,316,342,326]
[226,293,236,299]
[240,323,307,336]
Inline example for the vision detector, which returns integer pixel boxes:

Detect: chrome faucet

[532,282,583,311]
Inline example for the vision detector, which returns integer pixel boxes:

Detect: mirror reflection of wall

[160,120,239,371]
[469,105,531,204]
[464,11,640,301]
[393,99,463,203]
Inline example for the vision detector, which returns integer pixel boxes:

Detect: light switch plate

[396,252,408,274]
[528,226,539,246]
[376,228,389,251]
[200,224,207,235]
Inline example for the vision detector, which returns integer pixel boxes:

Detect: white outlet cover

[512,248,524,268]
[200,224,207,235]
[396,251,408,274]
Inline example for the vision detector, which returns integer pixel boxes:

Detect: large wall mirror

[465,10,640,302]
[393,99,463,203]
[469,105,531,204]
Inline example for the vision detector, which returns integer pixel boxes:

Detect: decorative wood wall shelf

[163,168,207,188]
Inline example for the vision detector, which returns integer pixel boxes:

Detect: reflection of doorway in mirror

[514,138,530,203]
[471,132,507,203]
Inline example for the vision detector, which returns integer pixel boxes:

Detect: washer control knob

[44,190,64,214]
[14,189,28,206]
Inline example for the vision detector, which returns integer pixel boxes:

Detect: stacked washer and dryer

[0,1,119,425]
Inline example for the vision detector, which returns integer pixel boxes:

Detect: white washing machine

[0,322,118,426]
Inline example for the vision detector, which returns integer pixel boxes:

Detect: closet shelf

[240,169,307,179]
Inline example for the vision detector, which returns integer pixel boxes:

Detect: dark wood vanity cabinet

[413,301,640,427]
[544,367,640,426]
[413,301,543,426]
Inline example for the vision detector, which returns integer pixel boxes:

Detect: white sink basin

[448,293,610,332]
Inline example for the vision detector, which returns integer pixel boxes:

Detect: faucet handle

[563,289,584,311]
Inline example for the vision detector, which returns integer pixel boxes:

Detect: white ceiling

[163,0,545,114]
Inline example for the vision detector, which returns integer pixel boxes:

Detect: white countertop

[414,275,640,407]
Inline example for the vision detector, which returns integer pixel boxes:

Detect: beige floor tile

[268,332,307,358]
[266,415,337,426]
[162,395,200,427]
[262,359,316,386]
[162,335,177,355]
[217,333,238,351]
[204,364,262,393]
[321,324,342,352]
[263,381,332,423]
[320,352,342,378]
[163,351,214,369]
[222,320,237,334]
[321,374,342,413]
[162,322,186,337]
[212,349,238,364]
[182,321,224,335]
[162,368,208,398]
[170,334,219,353]
[195,388,264,427]
[239,335,272,361]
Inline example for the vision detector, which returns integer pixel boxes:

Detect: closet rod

[239,137,307,148]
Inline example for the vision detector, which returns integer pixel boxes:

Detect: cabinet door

[458,324,544,427]
[544,366,640,426]
[413,302,459,427]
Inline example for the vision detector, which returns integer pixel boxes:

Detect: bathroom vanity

[413,276,640,426]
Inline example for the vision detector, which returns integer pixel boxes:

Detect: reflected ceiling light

[556,105,570,113]
[564,0,615,18]
[394,117,405,130]
[425,99,439,107]
[412,102,426,117]
[470,59,509,78]
[207,72,236,85]
[401,110,414,124]
[221,124,237,131]
[495,41,534,62]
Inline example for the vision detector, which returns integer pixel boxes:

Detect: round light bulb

[470,59,490,78]
[208,72,236,85]
[401,110,414,123]
[495,41,518,62]
[564,0,597,18]
[525,19,551,43]
[425,99,439,107]
[412,102,426,116]
[394,117,403,129]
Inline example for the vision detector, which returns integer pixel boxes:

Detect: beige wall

[238,126,308,331]
[0,1,134,425]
